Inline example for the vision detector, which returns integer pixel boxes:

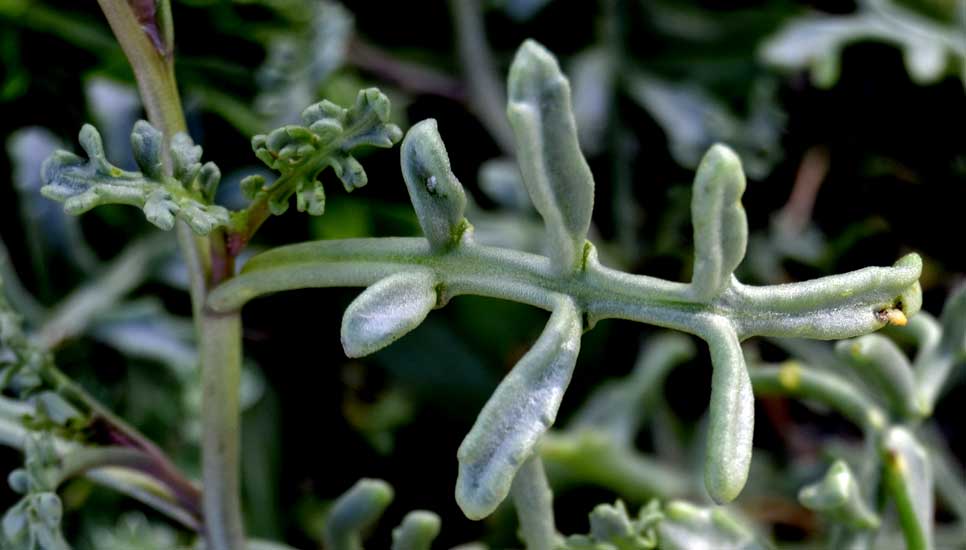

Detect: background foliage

[0,0,963,548]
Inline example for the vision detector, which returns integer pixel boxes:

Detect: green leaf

[341,271,438,358]
[729,253,922,340]
[916,284,966,411]
[750,362,887,432]
[938,284,966,357]
[40,122,229,235]
[507,40,594,274]
[689,145,748,301]
[658,501,768,550]
[323,479,394,550]
[250,88,402,216]
[391,511,441,550]
[835,334,925,419]
[798,460,880,530]
[563,500,661,550]
[881,427,933,550]
[761,7,965,87]
[400,119,469,251]
[456,298,581,520]
[701,318,753,505]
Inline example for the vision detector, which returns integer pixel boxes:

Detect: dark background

[1,0,964,547]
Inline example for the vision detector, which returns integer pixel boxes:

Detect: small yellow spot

[887,452,907,475]
[884,309,908,326]
[867,409,886,430]
[779,362,801,390]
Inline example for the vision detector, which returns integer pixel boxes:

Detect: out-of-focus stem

[510,455,559,550]
[201,308,245,550]
[449,0,515,154]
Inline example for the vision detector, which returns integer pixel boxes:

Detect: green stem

[39,364,204,520]
[449,0,515,154]
[750,363,887,432]
[95,1,246,548]
[95,0,185,137]
[509,455,558,550]
[0,398,201,530]
[209,238,918,342]
[201,308,245,550]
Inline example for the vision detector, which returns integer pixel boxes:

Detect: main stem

[95,2,246,548]
[201,310,245,549]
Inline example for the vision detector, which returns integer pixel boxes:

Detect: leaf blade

[456,298,582,520]
[507,40,594,274]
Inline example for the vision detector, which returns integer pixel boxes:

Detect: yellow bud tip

[885,309,908,326]
[778,362,801,390]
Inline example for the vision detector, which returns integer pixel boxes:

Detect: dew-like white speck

[426,175,437,193]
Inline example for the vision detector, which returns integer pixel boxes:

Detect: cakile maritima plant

[0,1,940,548]
[30,24,924,549]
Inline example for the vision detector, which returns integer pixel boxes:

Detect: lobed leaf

[249,88,402,216]
[798,460,880,530]
[40,122,229,235]
[341,271,438,358]
[400,120,469,251]
[323,479,394,550]
[456,298,581,520]
[689,144,748,301]
[507,40,594,274]
[563,500,661,550]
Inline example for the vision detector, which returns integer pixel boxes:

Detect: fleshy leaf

[456,298,581,520]
[249,88,402,216]
[40,123,229,235]
[881,427,933,550]
[689,144,748,301]
[323,479,394,550]
[341,272,438,358]
[701,318,754,504]
[391,511,441,550]
[658,501,768,550]
[728,253,922,340]
[798,460,880,530]
[917,284,966,410]
[835,334,925,419]
[761,7,964,88]
[507,40,594,274]
[400,119,469,251]
[750,362,886,431]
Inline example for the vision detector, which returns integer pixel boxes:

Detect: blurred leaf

[626,73,784,179]
[761,1,966,87]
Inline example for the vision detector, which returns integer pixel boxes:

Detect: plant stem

[449,0,515,154]
[95,0,185,137]
[0,398,201,530]
[510,455,558,550]
[95,2,247,548]
[201,308,245,550]
[209,237,918,342]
